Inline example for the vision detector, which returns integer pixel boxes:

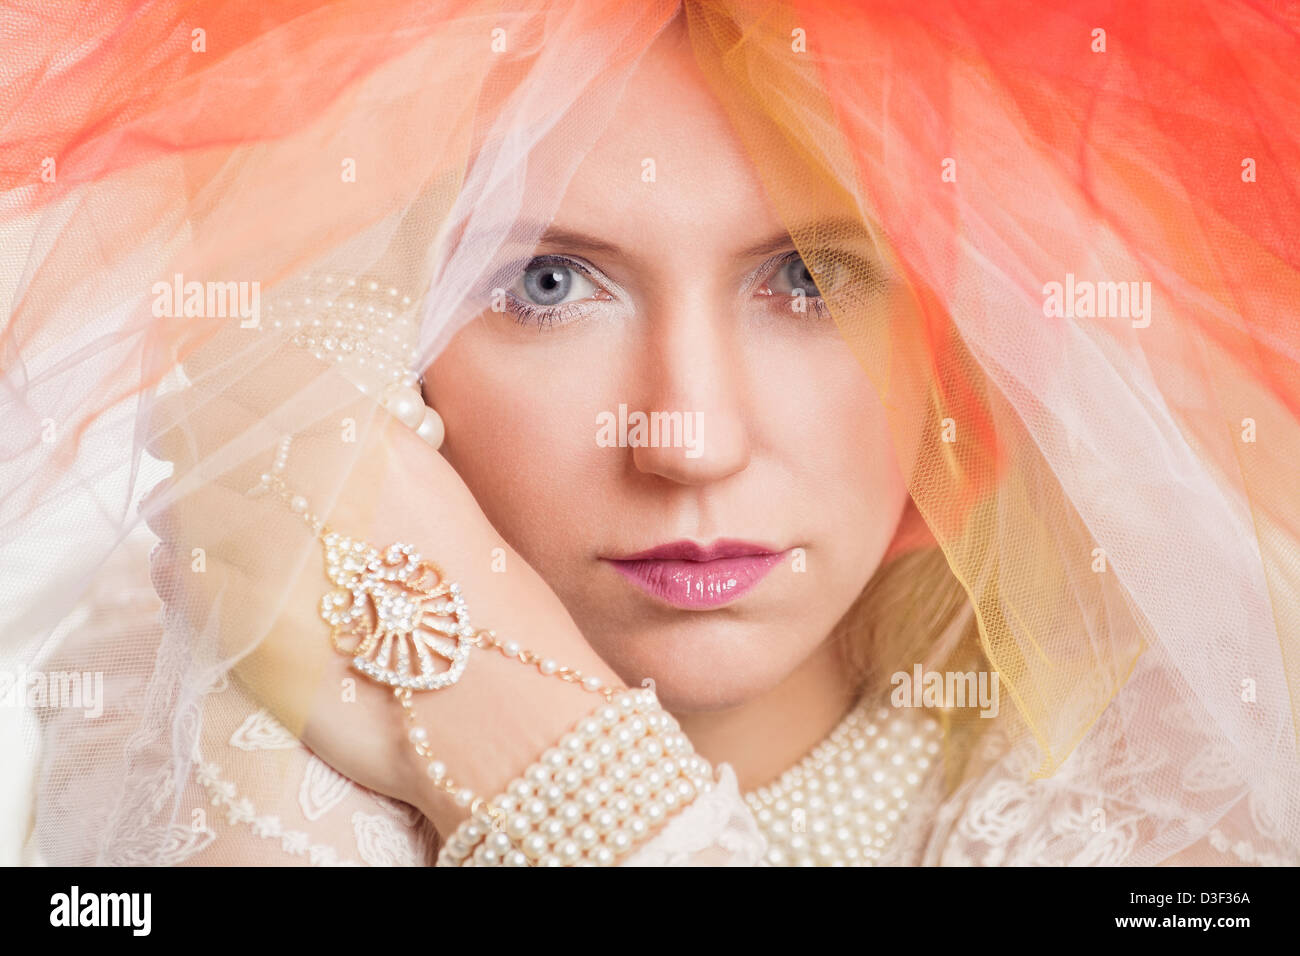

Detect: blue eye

[512,258,598,306]
[766,253,844,299]
[778,256,822,297]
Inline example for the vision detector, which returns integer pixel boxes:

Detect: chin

[584,618,807,714]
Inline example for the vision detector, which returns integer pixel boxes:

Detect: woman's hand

[144,327,622,836]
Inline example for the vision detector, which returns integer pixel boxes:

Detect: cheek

[763,356,906,619]
[425,327,616,558]
[763,342,905,538]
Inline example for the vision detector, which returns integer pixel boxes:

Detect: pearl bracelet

[436,686,715,866]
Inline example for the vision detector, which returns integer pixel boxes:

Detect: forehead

[537,22,786,260]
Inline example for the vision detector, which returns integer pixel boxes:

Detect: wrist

[406,643,623,833]
[431,685,715,866]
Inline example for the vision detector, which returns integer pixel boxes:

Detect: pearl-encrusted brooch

[248,434,655,845]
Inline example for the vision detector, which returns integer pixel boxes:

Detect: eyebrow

[528,225,625,258]
[737,216,877,259]
[489,215,874,261]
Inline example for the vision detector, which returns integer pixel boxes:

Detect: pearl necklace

[742,698,942,866]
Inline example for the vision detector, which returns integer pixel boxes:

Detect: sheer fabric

[4,1,1299,866]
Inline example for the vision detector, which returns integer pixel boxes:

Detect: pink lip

[603,539,786,609]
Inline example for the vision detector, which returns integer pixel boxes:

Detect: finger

[215,403,396,500]
[145,387,302,470]
[143,390,261,468]
[144,405,408,551]
[180,308,323,394]
[146,378,394,495]
[181,321,358,421]
[181,275,421,419]
[143,477,317,578]
[150,541,297,663]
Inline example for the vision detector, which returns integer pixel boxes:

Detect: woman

[6,0,1299,866]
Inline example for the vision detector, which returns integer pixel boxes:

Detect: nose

[629,292,751,485]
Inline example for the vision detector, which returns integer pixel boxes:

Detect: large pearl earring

[416,406,445,449]
[381,384,444,450]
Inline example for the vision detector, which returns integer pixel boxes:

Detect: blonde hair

[833,545,991,793]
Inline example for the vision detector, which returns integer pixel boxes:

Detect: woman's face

[427,28,910,713]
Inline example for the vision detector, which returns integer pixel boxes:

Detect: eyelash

[505,298,592,329]
[501,250,865,328]
[753,251,835,320]
[501,255,606,330]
